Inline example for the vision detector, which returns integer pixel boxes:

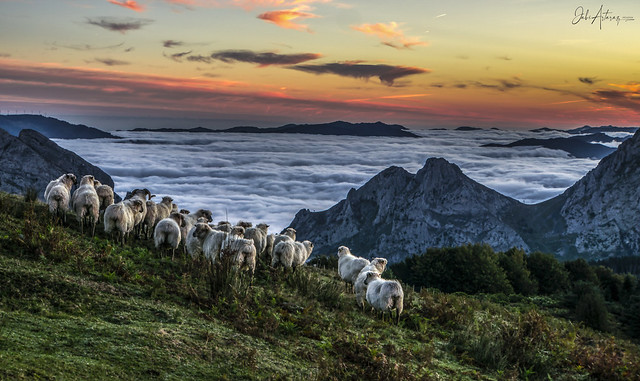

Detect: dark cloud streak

[210,50,322,67]
[86,17,153,33]
[290,62,430,86]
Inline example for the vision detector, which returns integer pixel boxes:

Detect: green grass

[1,192,639,380]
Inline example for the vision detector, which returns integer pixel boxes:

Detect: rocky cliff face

[0,129,118,201]
[292,158,528,263]
[291,130,640,262]
[555,129,640,259]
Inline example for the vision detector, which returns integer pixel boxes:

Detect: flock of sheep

[43,172,404,323]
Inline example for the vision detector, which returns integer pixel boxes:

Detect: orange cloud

[108,0,145,12]
[257,7,318,31]
[352,22,428,50]
[165,0,330,10]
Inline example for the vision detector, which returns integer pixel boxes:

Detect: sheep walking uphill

[104,199,145,245]
[71,175,100,236]
[93,180,114,220]
[181,209,213,253]
[225,237,257,285]
[364,271,404,325]
[244,223,269,259]
[337,246,370,292]
[124,188,152,238]
[154,196,173,224]
[267,227,297,263]
[191,223,229,265]
[154,212,186,260]
[45,173,77,223]
[354,258,388,310]
[271,238,314,272]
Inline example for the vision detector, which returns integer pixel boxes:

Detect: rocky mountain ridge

[0,129,118,201]
[0,115,118,139]
[291,129,640,262]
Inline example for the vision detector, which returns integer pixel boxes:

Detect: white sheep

[244,223,269,259]
[184,216,209,259]
[181,209,213,251]
[191,223,229,265]
[142,199,158,239]
[267,227,297,262]
[71,175,100,236]
[124,188,152,238]
[271,238,314,271]
[104,199,145,245]
[93,180,115,217]
[155,196,173,224]
[224,237,257,284]
[154,212,186,260]
[354,258,388,310]
[364,271,404,325]
[45,173,77,223]
[211,221,232,233]
[337,246,370,292]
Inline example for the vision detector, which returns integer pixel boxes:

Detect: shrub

[498,248,538,296]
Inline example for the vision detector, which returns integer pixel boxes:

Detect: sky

[1,0,639,130]
[53,128,606,233]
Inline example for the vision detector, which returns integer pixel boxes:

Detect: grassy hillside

[1,192,639,380]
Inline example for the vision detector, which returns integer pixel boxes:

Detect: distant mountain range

[0,129,118,201]
[290,129,640,263]
[127,121,420,138]
[0,115,118,139]
[530,125,639,134]
[482,132,629,159]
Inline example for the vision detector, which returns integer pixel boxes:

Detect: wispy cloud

[53,42,125,51]
[0,53,11,58]
[163,50,193,62]
[86,17,153,33]
[108,0,145,12]
[163,40,184,48]
[590,83,640,110]
[94,58,131,66]
[351,22,428,50]
[290,62,430,86]
[210,50,322,66]
[578,77,598,85]
[257,7,318,31]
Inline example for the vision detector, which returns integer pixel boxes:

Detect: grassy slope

[1,193,639,380]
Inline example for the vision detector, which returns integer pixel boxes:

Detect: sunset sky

[1,0,639,130]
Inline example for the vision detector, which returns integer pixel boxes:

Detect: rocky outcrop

[0,128,118,201]
[291,129,640,262]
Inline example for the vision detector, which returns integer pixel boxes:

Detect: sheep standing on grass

[267,227,297,262]
[271,238,314,272]
[225,237,257,285]
[104,199,145,245]
[45,173,77,223]
[192,223,229,265]
[244,223,269,259]
[154,212,186,260]
[71,175,100,236]
[364,271,404,325]
[155,196,173,223]
[124,188,152,238]
[337,246,370,292]
[354,258,388,310]
[181,209,213,252]
[143,199,158,239]
[93,180,114,220]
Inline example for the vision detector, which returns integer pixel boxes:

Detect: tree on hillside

[498,248,538,296]
[391,244,513,295]
[526,252,570,295]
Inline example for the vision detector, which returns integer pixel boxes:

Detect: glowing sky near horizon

[0,0,639,129]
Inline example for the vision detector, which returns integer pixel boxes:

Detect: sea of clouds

[54,128,608,234]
